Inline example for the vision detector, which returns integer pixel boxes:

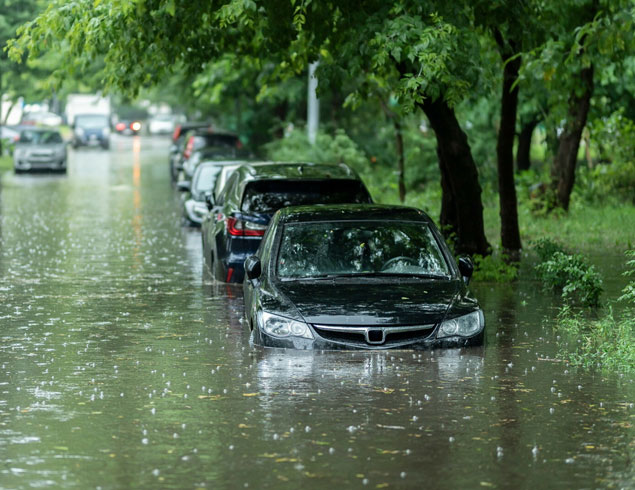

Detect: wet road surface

[0,137,633,489]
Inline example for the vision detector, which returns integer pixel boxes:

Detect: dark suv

[201,162,373,283]
[72,114,110,149]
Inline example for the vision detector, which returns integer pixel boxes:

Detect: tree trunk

[419,97,490,256]
[551,64,594,211]
[495,36,522,256]
[516,119,538,172]
[439,157,458,237]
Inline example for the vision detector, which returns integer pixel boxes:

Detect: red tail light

[116,122,126,131]
[172,125,181,142]
[183,135,195,159]
[226,217,266,237]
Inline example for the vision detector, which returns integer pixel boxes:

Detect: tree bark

[551,64,594,211]
[516,118,538,172]
[419,97,491,256]
[494,33,522,256]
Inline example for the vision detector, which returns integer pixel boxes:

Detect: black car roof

[275,204,433,224]
[235,162,359,181]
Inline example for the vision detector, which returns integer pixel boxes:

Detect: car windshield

[75,115,108,128]
[241,180,370,214]
[18,130,63,144]
[193,165,222,193]
[277,221,451,279]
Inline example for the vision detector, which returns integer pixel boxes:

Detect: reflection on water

[0,137,633,489]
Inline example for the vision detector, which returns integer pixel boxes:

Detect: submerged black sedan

[243,205,484,350]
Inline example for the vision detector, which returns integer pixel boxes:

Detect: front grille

[312,324,435,347]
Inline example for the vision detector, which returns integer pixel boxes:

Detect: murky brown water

[1,137,633,489]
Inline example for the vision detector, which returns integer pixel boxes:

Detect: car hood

[275,279,460,326]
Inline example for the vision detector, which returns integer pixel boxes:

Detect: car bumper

[183,199,208,225]
[254,327,484,350]
[14,158,66,171]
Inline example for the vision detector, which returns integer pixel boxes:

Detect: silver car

[13,128,67,173]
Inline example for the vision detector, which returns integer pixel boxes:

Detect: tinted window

[19,130,63,144]
[195,134,239,150]
[277,221,450,279]
[241,180,370,214]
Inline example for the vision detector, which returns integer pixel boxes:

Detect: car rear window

[241,179,371,214]
[194,166,222,193]
[195,134,240,149]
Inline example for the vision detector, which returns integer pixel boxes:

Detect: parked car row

[169,130,485,351]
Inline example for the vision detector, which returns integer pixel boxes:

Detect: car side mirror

[204,192,215,210]
[245,255,262,281]
[176,180,190,192]
[458,255,474,285]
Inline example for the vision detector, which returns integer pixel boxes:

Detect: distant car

[147,114,175,135]
[13,128,67,173]
[72,114,110,149]
[21,111,63,127]
[175,129,245,181]
[201,162,373,283]
[114,120,142,135]
[243,204,484,350]
[179,160,248,226]
[169,123,211,182]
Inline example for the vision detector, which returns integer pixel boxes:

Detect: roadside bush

[617,249,635,306]
[555,305,634,373]
[531,237,567,262]
[535,251,603,307]
[472,254,518,282]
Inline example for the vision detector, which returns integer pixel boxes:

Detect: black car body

[202,162,373,283]
[72,114,110,149]
[242,205,484,350]
[13,128,67,173]
[180,160,248,226]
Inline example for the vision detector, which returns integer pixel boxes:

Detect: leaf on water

[259,453,279,458]
[356,474,365,479]
[91,411,102,415]
[376,484,389,489]
[242,393,259,397]
[238,423,250,429]
[374,388,395,394]
[198,395,222,400]
[480,483,494,488]
[311,441,330,446]
[377,448,400,454]
[376,424,405,430]
[54,446,69,451]
[275,457,298,463]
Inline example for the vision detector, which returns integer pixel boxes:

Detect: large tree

[10,0,493,255]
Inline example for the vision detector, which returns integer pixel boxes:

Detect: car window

[75,115,109,128]
[241,180,370,214]
[277,221,450,279]
[193,166,222,193]
[19,130,63,144]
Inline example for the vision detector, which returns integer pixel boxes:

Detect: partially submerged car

[72,114,110,149]
[13,128,67,173]
[243,205,484,350]
[202,162,373,283]
[179,160,247,226]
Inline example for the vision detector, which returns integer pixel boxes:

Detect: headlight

[103,127,110,137]
[258,311,313,339]
[437,310,484,338]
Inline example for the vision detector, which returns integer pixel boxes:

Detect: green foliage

[555,305,634,373]
[472,254,518,282]
[0,155,12,171]
[264,128,370,174]
[535,251,603,307]
[617,250,635,305]
[531,237,568,262]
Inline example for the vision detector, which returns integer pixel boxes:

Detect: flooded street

[0,138,633,489]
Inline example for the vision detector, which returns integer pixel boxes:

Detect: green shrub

[618,250,635,306]
[472,254,518,282]
[531,237,567,262]
[555,306,634,373]
[535,252,603,306]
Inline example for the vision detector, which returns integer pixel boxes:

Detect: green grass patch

[0,155,12,172]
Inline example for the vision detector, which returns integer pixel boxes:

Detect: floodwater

[0,137,632,489]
